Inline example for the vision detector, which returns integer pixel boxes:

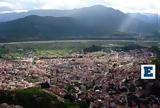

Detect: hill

[0,15,88,42]
[0,88,82,108]
[0,5,158,42]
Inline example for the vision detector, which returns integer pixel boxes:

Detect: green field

[0,40,159,60]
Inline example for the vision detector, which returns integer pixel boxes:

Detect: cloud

[40,0,106,9]
[0,0,159,13]
[103,0,159,13]
[0,6,12,11]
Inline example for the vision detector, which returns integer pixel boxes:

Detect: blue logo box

[141,65,156,79]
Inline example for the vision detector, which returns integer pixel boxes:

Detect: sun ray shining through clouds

[119,17,134,32]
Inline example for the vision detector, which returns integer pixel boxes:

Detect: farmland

[0,40,159,60]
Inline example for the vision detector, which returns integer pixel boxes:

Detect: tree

[66,84,73,95]
[41,81,50,88]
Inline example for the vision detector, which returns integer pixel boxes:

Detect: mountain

[128,13,159,34]
[128,13,158,24]
[69,5,155,33]
[0,9,71,22]
[0,15,89,42]
[128,13,158,28]
[0,5,158,42]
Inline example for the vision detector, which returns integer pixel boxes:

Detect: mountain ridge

[0,5,158,42]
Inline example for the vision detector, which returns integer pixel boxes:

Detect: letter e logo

[141,65,155,79]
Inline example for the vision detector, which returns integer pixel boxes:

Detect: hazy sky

[0,0,159,13]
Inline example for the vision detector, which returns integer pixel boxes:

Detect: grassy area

[34,48,75,57]
[0,40,159,60]
[151,57,160,64]
[0,88,81,108]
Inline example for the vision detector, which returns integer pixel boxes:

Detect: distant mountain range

[0,5,159,42]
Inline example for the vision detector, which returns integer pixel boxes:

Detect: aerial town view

[0,41,160,108]
[0,0,160,108]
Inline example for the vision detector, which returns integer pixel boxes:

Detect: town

[0,47,159,108]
